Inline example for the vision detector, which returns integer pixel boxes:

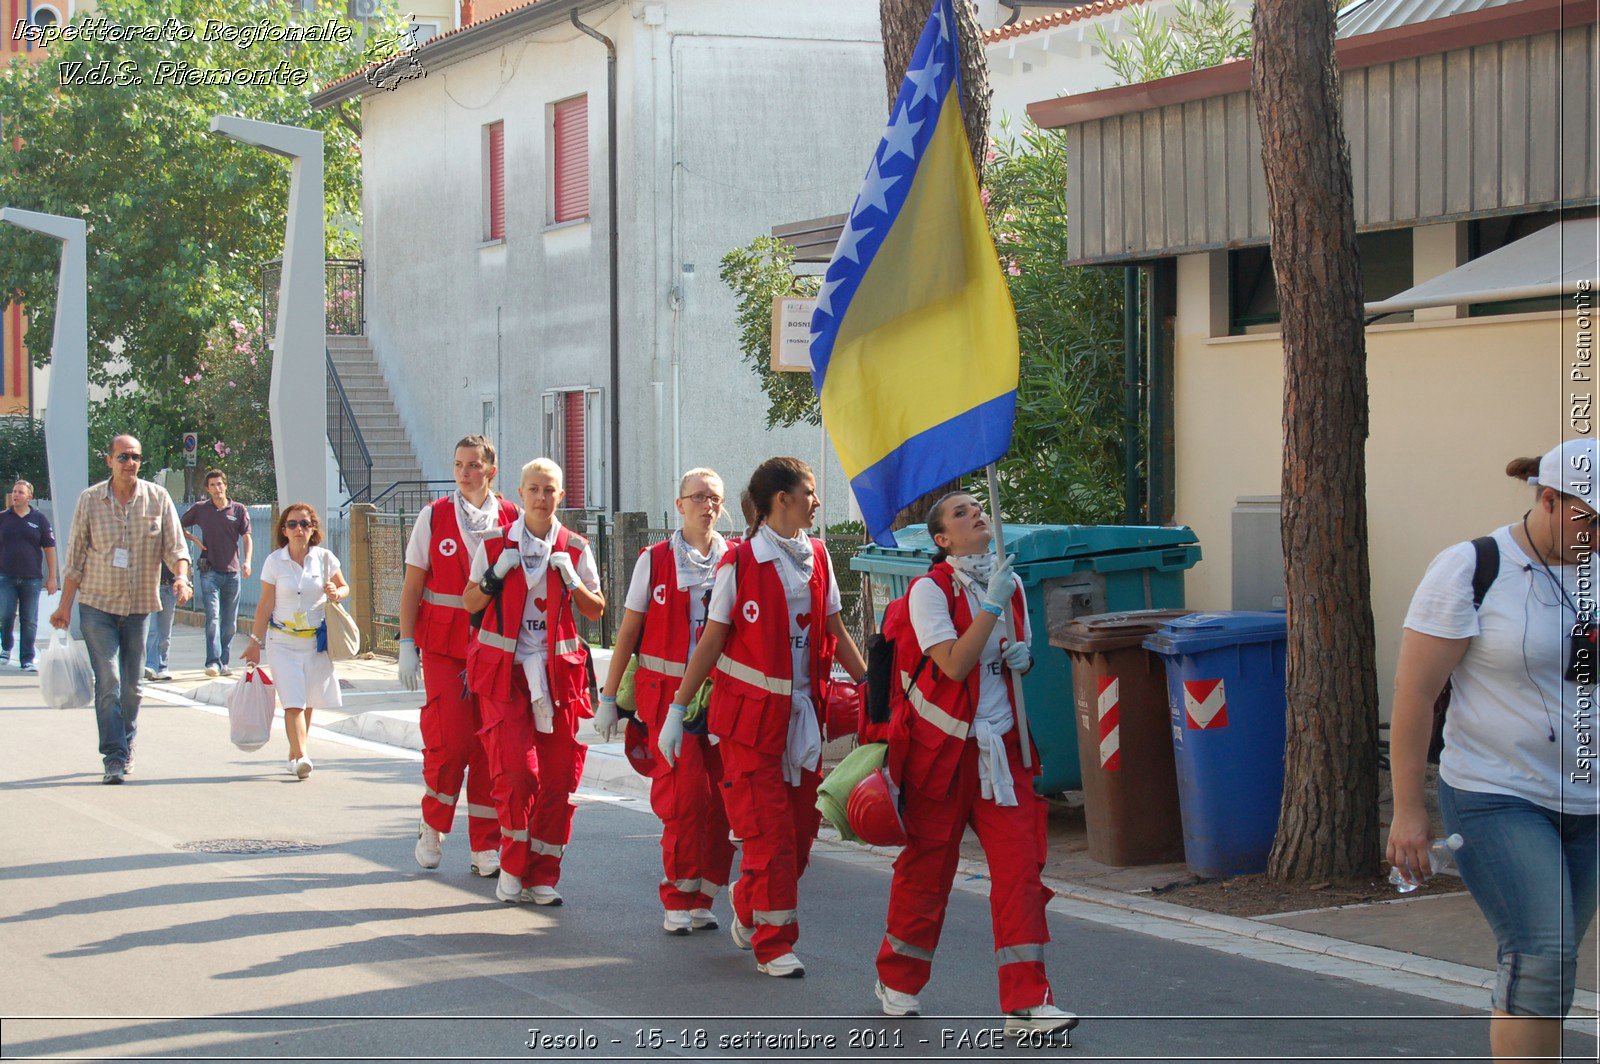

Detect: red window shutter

[563,391,586,508]
[552,96,588,223]
[487,121,505,241]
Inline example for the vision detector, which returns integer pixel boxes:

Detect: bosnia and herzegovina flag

[809,0,1019,547]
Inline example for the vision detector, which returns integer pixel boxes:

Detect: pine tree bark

[1252,0,1381,882]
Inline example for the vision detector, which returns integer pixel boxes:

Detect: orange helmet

[624,717,658,777]
[846,767,906,847]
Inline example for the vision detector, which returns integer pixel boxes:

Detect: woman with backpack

[1388,439,1598,1063]
[595,467,736,936]
[872,490,1077,1036]
[661,456,867,979]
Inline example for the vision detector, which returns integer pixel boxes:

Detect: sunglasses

[114,453,142,464]
[285,519,315,530]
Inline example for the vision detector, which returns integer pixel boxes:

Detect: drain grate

[176,839,322,855]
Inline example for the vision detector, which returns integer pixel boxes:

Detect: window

[30,5,62,28]
[408,20,440,46]
[484,121,505,242]
[1467,207,1599,317]
[1226,228,1415,335]
[550,95,589,224]
[542,389,602,509]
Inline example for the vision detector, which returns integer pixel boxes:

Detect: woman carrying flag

[661,456,867,978]
[872,491,1077,1036]
[596,467,736,935]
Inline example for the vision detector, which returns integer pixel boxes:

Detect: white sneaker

[523,884,563,906]
[205,665,221,678]
[295,757,313,779]
[690,907,719,931]
[730,918,754,951]
[875,980,921,1017]
[758,952,805,978]
[470,849,500,877]
[663,909,693,935]
[495,870,524,903]
[219,664,234,677]
[415,822,442,870]
[287,758,300,776]
[1004,1004,1079,1035]
[143,667,156,681]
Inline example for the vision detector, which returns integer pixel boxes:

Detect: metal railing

[370,479,455,514]
[326,350,374,504]
[261,257,366,338]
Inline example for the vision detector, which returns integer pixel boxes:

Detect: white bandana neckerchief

[670,528,726,591]
[454,491,499,561]
[515,517,561,589]
[947,551,998,588]
[757,523,815,596]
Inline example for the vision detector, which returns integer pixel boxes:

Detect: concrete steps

[326,335,425,502]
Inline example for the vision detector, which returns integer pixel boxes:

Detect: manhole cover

[175,839,322,855]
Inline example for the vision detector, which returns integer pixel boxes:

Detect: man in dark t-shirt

[0,478,59,670]
[181,468,252,676]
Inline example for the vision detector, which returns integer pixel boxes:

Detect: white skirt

[264,634,342,710]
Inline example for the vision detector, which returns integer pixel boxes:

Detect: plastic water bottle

[1388,834,1464,893]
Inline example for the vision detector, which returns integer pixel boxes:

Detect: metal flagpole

[985,461,1032,768]
[818,424,828,543]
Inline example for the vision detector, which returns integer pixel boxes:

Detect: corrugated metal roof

[1337,0,1521,38]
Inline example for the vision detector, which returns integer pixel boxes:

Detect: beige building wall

[1172,250,1579,718]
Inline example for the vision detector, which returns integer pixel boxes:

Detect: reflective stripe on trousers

[887,934,936,962]
[424,786,458,807]
[753,908,797,926]
[996,943,1046,966]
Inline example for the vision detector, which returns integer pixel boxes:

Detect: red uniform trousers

[719,738,823,963]
[648,727,735,912]
[479,668,587,886]
[876,729,1055,1013]
[418,650,500,852]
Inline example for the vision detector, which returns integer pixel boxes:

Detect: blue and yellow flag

[809,0,1019,546]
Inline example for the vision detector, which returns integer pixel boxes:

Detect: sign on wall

[770,296,818,374]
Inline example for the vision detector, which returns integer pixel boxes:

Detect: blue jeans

[1439,779,1600,1018]
[199,569,241,668]
[79,604,150,769]
[144,584,176,673]
[0,573,43,666]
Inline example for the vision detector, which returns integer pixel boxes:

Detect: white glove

[1001,639,1031,673]
[492,549,520,578]
[593,694,620,743]
[657,704,687,768]
[548,551,579,589]
[984,557,1016,611]
[397,638,422,692]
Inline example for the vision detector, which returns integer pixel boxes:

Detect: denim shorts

[1439,779,1600,1017]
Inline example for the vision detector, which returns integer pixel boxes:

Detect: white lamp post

[208,115,326,510]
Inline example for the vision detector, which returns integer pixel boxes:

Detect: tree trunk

[880,0,993,530]
[1252,0,1381,882]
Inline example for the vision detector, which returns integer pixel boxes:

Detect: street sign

[770,295,818,373]
[183,432,198,467]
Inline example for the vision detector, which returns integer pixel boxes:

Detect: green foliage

[718,237,821,429]
[0,417,50,495]
[0,0,374,403]
[187,315,275,500]
[1093,0,1253,86]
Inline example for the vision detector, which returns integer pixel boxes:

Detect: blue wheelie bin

[1141,612,1288,877]
[851,524,1201,795]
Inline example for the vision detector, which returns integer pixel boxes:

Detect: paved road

[1,672,1590,1062]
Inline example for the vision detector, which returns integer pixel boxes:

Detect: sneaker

[22,661,37,673]
[730,918,754,951]
[495,870,524,903]
[205,665,220,678]
[663,909,693,936]
[415,822,443,870]
[470,849,500,877]
[143,667,156,681]
[124,747,135,775]
[875,980,921,1017]
[287,759,300,776]
[295,757,313,779]
[1004,1004,1079,1035]
[219,664,234,677]
[101,763,125,785]
[690,908,719,931]
[154,671,173,682]
[523,885,563,906]
[757,952,805,978]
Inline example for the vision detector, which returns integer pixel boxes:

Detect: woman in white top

[242,503,349,780]
[1389,439,1598,1061]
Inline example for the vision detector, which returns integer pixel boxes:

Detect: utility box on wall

[1232,495,1286,611]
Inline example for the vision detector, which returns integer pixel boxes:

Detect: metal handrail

[326,349,374,503]
[369,479,455,512]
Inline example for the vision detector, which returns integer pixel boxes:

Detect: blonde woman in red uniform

[398,435,520,877]
[463,458,604,906]
[598,467,736,935]
[664,456,867,978]
[873,491,1076,1035]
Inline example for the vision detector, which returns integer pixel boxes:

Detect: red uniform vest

[416,494,520,656]
[465,524,592,717]
[632,537,741,725]
[888,563,1034,799]
[705,537,835,757]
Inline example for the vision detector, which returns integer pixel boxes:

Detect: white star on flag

[880,103,923,163]
[905,57,944,111]
[931,5,948,40]
[832,216,872,263]
[854,157,902,216]
[815,273,844,317]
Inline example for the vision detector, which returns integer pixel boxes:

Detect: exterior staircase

[326,334,425,501]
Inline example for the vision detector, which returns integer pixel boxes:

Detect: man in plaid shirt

[51,435,193,784]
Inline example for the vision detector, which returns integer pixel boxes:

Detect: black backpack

[1428,536,1499,764]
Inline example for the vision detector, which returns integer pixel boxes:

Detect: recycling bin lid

[1050,609,1194,653]
[853,523,1199,566]
[1141,610,1288,656]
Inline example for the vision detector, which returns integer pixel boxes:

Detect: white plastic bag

[38,628,94,710]
[227,665,278,752]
